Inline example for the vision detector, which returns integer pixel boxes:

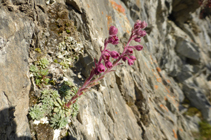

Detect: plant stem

[66,29,134,108]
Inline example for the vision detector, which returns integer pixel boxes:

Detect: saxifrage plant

[199,0,211,7]
[65,20,148,108]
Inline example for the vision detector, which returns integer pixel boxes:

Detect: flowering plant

[199,0,211,7]
[65,20,147,108]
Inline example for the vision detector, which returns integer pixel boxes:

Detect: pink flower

[102,52,110,60]
[105,61,113,68]
[126,48,133,54]
[108,35,119,45]
[128,59,134,66]
[122,56,135,65]
[134,45,143,51]
[139,30,147,37]
[98,63,105,72]
[110,51,120,59]
[109,26,118,35]
[134,20,142,29]
[134,37,141,42]
[122,56,128,62]
[94,68,100,75]
[135,29,142,36]
[95,63,105,75]
[140,21,147,29]
[129,55,136,60]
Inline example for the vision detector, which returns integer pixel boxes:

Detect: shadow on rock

[0,107,31,140]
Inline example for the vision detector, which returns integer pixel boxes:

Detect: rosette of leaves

[50,114,69,129]
[29,104,45,120]
[38,58,49,68]
[29,65,50,87]
[29,84,79,129]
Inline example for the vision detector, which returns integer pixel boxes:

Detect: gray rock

[185,115,201,132]
[176,38,200,61]
[182,80,211,122]
[12,0,25,5]
[176,65,194,82]
[0,7,33,139]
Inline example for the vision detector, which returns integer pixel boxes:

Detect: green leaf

[44,78,50,84]
[40,69,49,76]
[35,78,41,85]
[30,65,39,73]
[59,117,68,128]
[39,58,49,68]
[51,90,60,99]
[56,98,62,105]
[54,101,60,107]
[41,89,50,95]
[54,107,60,113]
[29,105,45,120]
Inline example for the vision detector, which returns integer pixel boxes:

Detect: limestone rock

[175,38,200,61]
[0,6,34,139]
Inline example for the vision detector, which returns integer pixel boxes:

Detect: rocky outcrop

[0,5,33,139]
[1,0,211,140]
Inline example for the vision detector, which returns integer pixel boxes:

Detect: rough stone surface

[1,0,211,140]
[176,38,200,61]
[0,6,33,140]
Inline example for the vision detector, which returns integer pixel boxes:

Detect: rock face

[0,0,211,140]
[0,5,33,139]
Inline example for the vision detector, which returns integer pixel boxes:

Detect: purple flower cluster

[65,20,147,107]
[94,20,147,72]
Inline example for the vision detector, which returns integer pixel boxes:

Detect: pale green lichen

[55,37,83,69]
[35,48,41,53]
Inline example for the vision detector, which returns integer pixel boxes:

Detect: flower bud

[94,68,100,75]
[126,48,133,54]
[110,51,120,59]
[102,52,110,60]
[105,61,113,68]
[134,37,141,42]
[122,56,128,62]
[108,35,119,45]
[129,55,136,60]
[128,59,134,66]
[140,21,147,29]
[135,29,142,36]
[134,45,143,51]
[134,20,142,29]
[95,63,105,75]
[140,30,147,37]
[109,26,118,35]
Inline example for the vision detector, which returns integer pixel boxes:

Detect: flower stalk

[65,20,148,108]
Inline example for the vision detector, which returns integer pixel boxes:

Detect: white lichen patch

[54,36,84,69]
[40,117,49,124]
[63,77,69,81]
[53,129,61,140]
[82,106,95,137]
[46,0,56,5]
[33,120,40,125]
[99,85,106,91]
[81,93,109,139]
[85,114,95,137]
[32,117,49,125]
